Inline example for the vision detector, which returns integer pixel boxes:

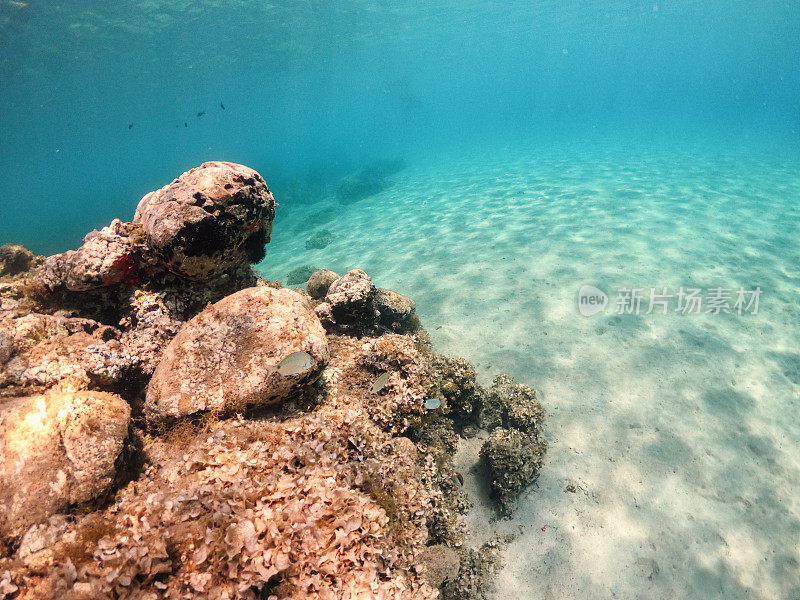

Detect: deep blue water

[0,0,798,253]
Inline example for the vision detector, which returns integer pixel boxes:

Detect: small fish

[220,102,225,110]
[184,122,188,128]
[276,351,314,376]
[454,472,464,486]
[196,111,205,117]
[127,123,133,129]
[369,373,390,394]
[423,398,441,410]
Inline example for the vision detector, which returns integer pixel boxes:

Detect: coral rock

[133,161,275,280]
[145,286,328,423]
[306,268,339,299]
[479,374,545,433]
[0,390,131,542]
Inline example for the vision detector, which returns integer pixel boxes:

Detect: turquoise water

[2,1,800,598]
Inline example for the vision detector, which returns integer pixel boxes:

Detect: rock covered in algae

[0,244,38,279]
[376,287,417,331]
[145,286,328,423]
[133,161,276,280]
[0,390,130,542]
[306,268,339,299]
[478,375,546,515]
[35,220,139,292]
[479,427,546,516]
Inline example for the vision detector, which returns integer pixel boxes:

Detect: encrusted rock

[376,288,417,331]
[133,161,275,280]
[0,244,37,278]
[0,390,131,542]
[145,286,328,423]
[480,427,546,516]
[316,268,378,332]
[306,268,339,299]
[479,374,545,433]
[35,220,138,292]
[477,375,546,515]
[434,356,485,429]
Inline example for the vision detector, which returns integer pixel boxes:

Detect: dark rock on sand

[145,286,328,423]
[134,161,275,280]
[315,268,378,333]
[478,375,546,515]
[0,390,130,543]
[306,268,339,299]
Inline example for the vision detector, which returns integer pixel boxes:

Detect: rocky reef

[0,160,545,599]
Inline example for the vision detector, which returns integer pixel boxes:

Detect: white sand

[260,143,800,599]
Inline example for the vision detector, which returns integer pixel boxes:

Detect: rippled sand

[260,142,800,600]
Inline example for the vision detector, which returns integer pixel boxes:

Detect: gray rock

[306,269,339,299]
[145,286,329,423]
[0,391,131,542]
[134,161,276,280]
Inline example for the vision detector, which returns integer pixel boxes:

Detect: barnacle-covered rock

[306,268,339,299]
[0,390,130,543]
[145,286,328,423]
[441,537,510,600]
[376,287,418,331]
[133,161,275,280]
[34,220,139,292]
[0,244,38,279]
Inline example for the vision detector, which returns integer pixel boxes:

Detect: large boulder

[133,161,276,280]
[0,390,131,542]
[145,286,328,423]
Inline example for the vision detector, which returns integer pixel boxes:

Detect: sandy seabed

[261,142,800,600]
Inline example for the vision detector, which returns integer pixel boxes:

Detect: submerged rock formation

[145,286,328,424]
[0,159,546,600]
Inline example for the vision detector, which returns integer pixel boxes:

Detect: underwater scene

[1,1,799,599]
